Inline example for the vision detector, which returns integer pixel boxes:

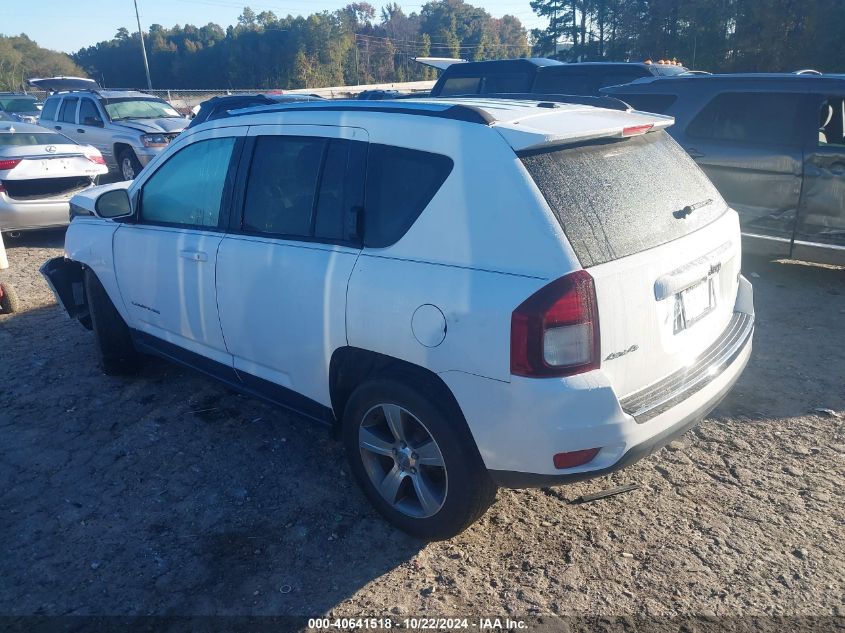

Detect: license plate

[676,278,715,331]
[41,158,71,173]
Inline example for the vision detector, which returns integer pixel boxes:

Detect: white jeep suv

[42,98,754,539]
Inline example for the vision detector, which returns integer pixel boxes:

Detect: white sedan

[0,117,108,233]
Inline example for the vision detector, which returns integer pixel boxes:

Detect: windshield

[0,97,39,113]
[103,98,181,120]
[0,132,74,146]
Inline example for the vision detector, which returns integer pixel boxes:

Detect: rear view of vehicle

[478,117,754,489]
[0,122,107,233]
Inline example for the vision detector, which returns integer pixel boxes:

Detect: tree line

[72,1,530,90]
[1,0,843,92]
[530,0,845,72]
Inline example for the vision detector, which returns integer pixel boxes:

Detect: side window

[818,97,845,147]
[363,144,453,248]
[615,93,678,114]
[59,97,78,124]
[439,77,481,97]
[242,136,325,237]
[241,135,366,242]
[79,99,102,126]
[481,74,531,94]
[533,71,593,96]
[40,98,59,121]
[314,140,366,241]
[140,137,236,228]
[687,92,802,146]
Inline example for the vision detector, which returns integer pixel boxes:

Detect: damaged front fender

[40,257,92,329]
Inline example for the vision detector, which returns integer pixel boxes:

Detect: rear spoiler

[493,108,675,153]
[447,92,634,112]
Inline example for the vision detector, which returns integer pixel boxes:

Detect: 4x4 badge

[605,345,639,361]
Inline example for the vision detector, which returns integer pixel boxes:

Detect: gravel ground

[1,230,843,627]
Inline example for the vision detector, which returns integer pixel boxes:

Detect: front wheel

[85,269,140,375]
[343,376,496,540]
[118,149,142,181]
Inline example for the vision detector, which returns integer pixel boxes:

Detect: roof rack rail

[444,93,632,112]
[224,101,496,125]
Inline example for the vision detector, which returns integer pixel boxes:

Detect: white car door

[113,126,246,368]
[215,124,368,410]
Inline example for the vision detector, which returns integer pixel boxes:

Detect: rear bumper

[442,276,754,488]
[0,193,71,231]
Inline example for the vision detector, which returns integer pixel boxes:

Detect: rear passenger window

[141,137,236,228]
[439,77,481,96]
[241,136,366,242]
[40,98,59,121]
[59,98,78,124]
[363,145,453,248]
[687,92,802,145]
[615,93,678,114]
[243,136,325,237]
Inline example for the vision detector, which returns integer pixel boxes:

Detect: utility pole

[133,0,153,90]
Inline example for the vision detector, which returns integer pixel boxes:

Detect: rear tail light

[0,159,22,170]
[510,270,600,377]
[622,123,654,137]
[84,149,106,165]
[553,448,600,469]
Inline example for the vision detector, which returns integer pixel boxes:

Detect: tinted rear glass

[0,132,72,146]
[364,144,453,248]
[438,77,481,96]
[519,131,725,267]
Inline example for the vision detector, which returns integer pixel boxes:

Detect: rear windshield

[0,132,72,146]
[0,97,39,113]
[519,131,725,267]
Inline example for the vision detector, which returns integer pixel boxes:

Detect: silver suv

[38,87,187,180]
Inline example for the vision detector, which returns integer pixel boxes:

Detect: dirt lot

[1,230,843,627]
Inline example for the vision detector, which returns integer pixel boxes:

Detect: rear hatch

[519,130,741,399]
[0,140,101,200]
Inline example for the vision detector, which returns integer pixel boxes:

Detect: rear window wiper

[674,198,713,219]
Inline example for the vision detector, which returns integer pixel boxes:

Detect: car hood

[113,117,187,134]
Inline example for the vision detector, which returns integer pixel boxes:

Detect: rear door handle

[685,147,705,159]
[179,250,208,262]
[77,128,85,133]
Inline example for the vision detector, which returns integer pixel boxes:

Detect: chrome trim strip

[620,311,754,423]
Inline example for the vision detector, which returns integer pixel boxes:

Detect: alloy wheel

[358,403,447,518]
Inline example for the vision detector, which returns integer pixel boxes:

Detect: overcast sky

[4,0,544,54]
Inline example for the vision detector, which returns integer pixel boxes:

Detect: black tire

[118,148,143,181]
[85,269,140,375]
[0,282,21,314]
[342,374,496,540]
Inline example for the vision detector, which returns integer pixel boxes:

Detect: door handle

[178,250,208,262]
[54,125,62,130]
[77,128,85,133]
[685,146,705,159]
